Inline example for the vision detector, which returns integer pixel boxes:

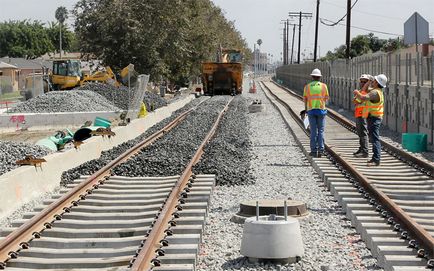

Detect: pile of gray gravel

[0,140,51,176]
[7,90,121,113]
[76,83,167,111]
[113,96,231,177]
[193,95,254,186]
[61,97,206,186]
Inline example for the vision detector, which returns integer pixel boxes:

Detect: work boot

[353,149,362,156]
[354,152,369,158]
[367,159,380,167]
[309,152,318,158]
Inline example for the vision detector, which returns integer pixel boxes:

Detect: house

[0,61,19,93]
[0,58,52,90]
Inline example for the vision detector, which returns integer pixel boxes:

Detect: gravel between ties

[113,96,232,177]
[196,87,382,271]
[61,96,206,185]
[0,140,51,176]
[193,95,254,186]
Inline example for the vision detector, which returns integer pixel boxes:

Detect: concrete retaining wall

[0,94,195,220]
[0,111,121,132]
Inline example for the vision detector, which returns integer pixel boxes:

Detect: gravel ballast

[193,95,254,186]
[113,96,231,177]
[7,90,121,113]
[61,96,206,185]
[196,87,382,271]
[0,140,51,176]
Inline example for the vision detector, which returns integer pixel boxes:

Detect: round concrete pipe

[241,216,304,263]
[35,138,58,151]
[73,126,102,142]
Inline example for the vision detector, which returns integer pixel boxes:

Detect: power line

[320,18,403,36]
[289,11,313,64]
[321,0,359,26]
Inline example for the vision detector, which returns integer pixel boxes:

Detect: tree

[55,6,68,58]
[0,20,54,58]
[46,22,76,52]
[73,0,250,82]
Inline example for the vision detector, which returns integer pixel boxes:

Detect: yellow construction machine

[49,60,134,90]
[202,48,243,95]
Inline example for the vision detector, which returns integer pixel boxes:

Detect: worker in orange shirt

[353,74,372,158]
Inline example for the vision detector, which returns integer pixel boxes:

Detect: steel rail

[0,98,209,267]
[131,96,234,271]
[260,81,434,259]
[271,81,434,176]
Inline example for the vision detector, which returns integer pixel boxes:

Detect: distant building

[0,58,52,90]
[0,61,19,92]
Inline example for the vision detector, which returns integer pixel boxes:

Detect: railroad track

[0,96,234,271]
[260,81,434,271]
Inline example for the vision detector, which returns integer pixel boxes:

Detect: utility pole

[290,24,297,64]
[283,22,287,65]
[286,19,290,65]
[289,11,312,64]
[314,0,320,62]
[254,43,256,78]
[345,0,351,59]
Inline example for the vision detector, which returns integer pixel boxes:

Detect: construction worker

[353,74,387,166]
[353,74,372,158]
[303,68,329,158]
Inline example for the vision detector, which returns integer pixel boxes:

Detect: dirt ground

[0,129,67,144]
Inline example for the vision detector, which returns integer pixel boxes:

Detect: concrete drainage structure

[231,199,308,223]
[241,215,304,264]
[248,99,264,113]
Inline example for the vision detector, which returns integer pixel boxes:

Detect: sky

[1,0,433,62]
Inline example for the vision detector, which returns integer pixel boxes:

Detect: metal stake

[256,201,259,221]
[284,200,288,221]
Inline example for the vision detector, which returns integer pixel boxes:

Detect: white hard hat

[359,74,371,81]
[310,68,322,77]
[374,74,388,88]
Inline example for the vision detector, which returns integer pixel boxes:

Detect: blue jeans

[308,114,326,152]
[367,116,382,162]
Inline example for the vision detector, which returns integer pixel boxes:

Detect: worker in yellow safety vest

[353,74,387,166]
[303,68,329,158]
[352,74,372,158]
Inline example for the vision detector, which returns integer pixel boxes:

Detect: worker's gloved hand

[299,110,306,118]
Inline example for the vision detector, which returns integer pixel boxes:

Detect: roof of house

[0,58,49,70]
[0,61,18,69]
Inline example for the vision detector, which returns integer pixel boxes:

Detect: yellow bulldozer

[202,48,243,95]
[49,59,134,90]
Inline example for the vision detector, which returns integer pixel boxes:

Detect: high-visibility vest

[354,89,367,118]
[304,81,328,110]
[362,88,384,118]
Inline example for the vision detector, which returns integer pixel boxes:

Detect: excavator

[49,60,134,90]
[202,48,243,95]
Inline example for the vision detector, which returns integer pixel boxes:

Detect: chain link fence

[126,74,150,120]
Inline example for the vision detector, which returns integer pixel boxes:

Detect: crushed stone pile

[0,140,51,176]
[7,90,121,113]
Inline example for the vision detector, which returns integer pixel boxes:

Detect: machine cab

[51,60,82,90]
